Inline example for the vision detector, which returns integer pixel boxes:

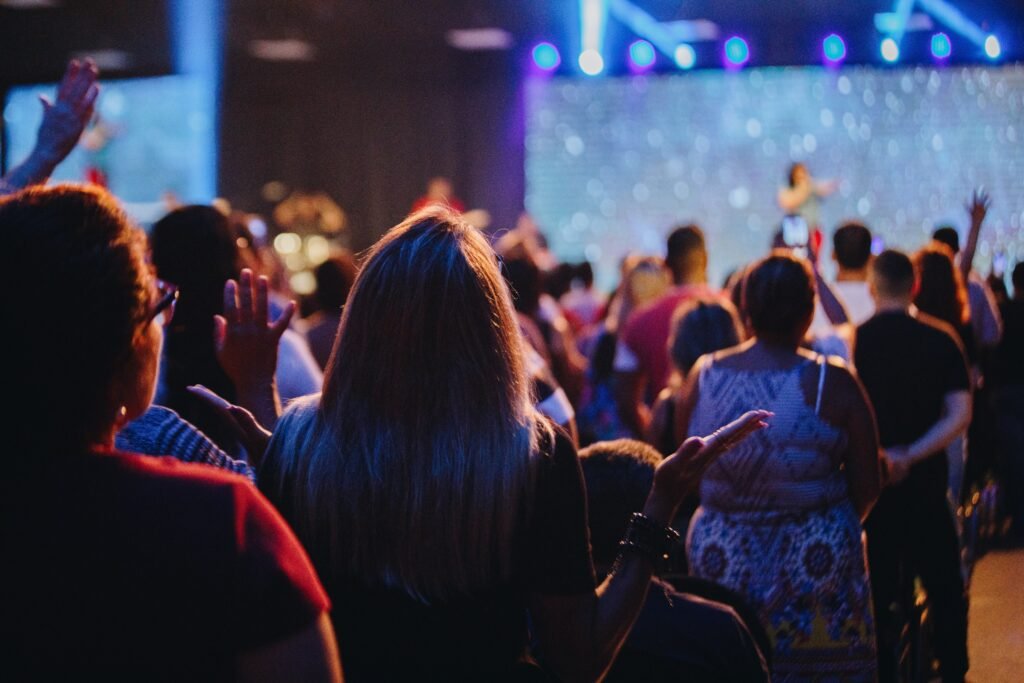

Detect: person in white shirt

[831,221,876,326]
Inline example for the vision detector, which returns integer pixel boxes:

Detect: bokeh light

[724,37,749,67]
[579,49,604,76]
[628,40,656,70]
[674,44,696,70]
[532,42,561,71]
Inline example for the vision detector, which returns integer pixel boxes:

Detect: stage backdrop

[525,64,1024,290]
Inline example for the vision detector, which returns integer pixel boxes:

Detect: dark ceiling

[2,0,1021,87]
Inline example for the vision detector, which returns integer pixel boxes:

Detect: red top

[1,449,329,680]
[620,284,716,399]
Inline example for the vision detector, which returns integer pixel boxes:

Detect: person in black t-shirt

[994,262,1024,536]
[855,250,972,683]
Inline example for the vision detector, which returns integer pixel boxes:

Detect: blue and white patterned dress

[687,356,877,682]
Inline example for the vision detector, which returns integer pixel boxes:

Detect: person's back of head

[870,249,915,303]
[932,226,960,255]
[666,224,707,285]
[832,221,873,275]
[1013,262,1024,300]
[302,205,538,602]
[914,242,968,329]
[545,262,576,301]
[576,261,595,290]
[669,298,743,376]
[1,184,149,456]
[151,205,241,326]
[314,252,358,313]
[742,252,816,347]
[578,439,662,568]
[502,253,543,315]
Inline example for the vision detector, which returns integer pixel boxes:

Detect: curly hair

[0,184,149,453]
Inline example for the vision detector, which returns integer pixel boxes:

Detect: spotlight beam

[608,0,679,59]
[917,0,988,46]
[891,0,915,45]
[580,0,609,60]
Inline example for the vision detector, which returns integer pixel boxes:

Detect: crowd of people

[2,59,1021,683]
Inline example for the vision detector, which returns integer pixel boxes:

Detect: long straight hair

[288,207,541,603]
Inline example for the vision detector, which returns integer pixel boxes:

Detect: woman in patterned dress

[682,252,883,681]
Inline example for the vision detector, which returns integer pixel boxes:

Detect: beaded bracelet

[613,512,680,574]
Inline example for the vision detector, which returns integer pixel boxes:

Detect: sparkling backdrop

[525,65,1024,290]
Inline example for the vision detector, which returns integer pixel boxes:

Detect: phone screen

[781,215,809,248]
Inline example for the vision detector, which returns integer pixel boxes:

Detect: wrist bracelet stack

[613,512,680,574]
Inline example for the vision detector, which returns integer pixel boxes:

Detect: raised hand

[215,268,295,388]
[35,58,100,164]
[959,188,991,278]
[645,410,772,522]
[1,59,100,194]
[965,188,991,227]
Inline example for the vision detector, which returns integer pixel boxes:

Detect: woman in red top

[0,184,342,682]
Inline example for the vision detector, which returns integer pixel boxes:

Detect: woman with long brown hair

[258,206,767,681]
[914,241,974,361]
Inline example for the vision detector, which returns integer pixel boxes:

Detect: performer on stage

[777,162,838,232]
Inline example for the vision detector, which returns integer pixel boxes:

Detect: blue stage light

[881,37,900,62]
[579,49,605,76]
[984,35,1001,60]
[674,44,696,70]
[724,37,749,67]
[532,42,561,71]
[628,40,656,70]
[931,32,951,59]
[823,34,846,64]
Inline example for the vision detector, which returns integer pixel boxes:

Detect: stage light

[628,39,656,70]
[881,37,900,62]
[984,35,1001,59]
[823,34,846,64]
[931,32,951,59]
[724,36,749,67]
[532,42,561,70]
[674,44,696,70]
[579,49,605,76]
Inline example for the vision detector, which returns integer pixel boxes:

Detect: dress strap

[815,354,827,416]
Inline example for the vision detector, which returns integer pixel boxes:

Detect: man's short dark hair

[932,226,960,254]
[833,222,872,270]
[666,224,706,279]
[578,439,662,566]
[1013,261,1024,295]
[872,249,915,298]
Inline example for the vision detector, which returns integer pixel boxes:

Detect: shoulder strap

[815,354,827,416]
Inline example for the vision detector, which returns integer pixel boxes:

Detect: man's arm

[886,390,971,481]
[1,59,99,195]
